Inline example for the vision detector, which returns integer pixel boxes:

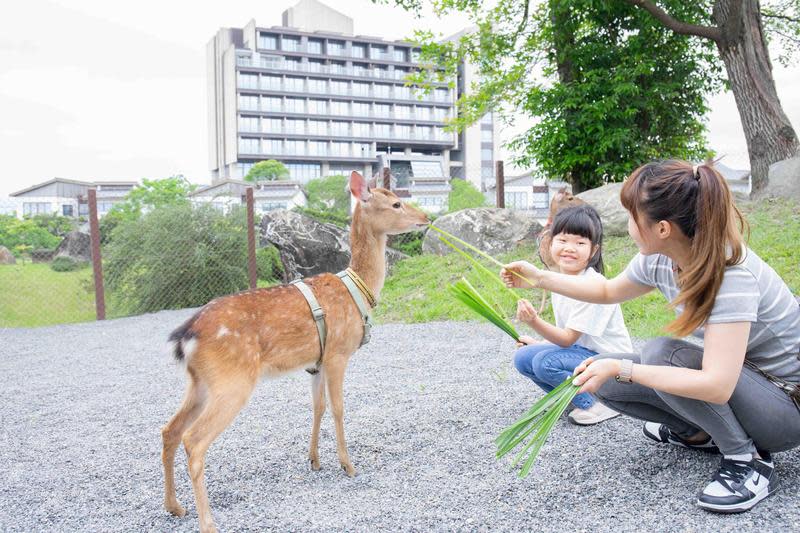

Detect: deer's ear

[349,171,371,201]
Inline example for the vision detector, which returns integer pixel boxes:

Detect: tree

[304,174,351,214]
[387,0,799,191]
[448,178,486,211]
[244,160,290,182]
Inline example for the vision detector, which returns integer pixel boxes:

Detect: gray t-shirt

[624,249,800,382]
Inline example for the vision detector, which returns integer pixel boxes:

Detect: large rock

[576,182,627,237]
[54,231,91,262]
[422,208,542,256]
[0,246,15,265]
[259,209,407,282]
[757,155,800,200]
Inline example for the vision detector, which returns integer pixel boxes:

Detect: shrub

[448,178,486,212]
[51,256,86,272]
[104,204,249,314]
[293,206,350,228]
[256,245,284,282]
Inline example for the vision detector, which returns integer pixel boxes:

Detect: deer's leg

[324,359,355,477]
[162,376,206,517]
[183,376,255,533]
[308,369,326,471]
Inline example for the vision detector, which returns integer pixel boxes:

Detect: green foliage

[762,0,800,66]
[390,232,425,256]
[100,175,196,243]
[28,214,75,238]
[256,245,284,282]
[51,256,87,272]
[244,160,290,182]
[448,178,486,212]
[104,204,249,314]
[0,215,61,256]
[392,0,723,191]
[293,206,350,227]
[305,174,350,213]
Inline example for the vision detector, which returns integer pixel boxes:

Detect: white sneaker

[696,454,779,513]
[567,402,620,425]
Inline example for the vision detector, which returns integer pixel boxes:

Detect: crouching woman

[502,160,800,513]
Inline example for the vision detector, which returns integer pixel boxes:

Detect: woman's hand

[572,357,621,394]
[516,299,538,325]
[516,334,539,347]
[500,261,542,289]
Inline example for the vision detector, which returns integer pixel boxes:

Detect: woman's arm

[501,261,653,304]
[574,322,751,404]
[516,299,580,348]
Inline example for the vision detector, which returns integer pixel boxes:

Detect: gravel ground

[1,311,798,532]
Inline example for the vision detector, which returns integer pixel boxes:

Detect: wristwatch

[615,358,634,383]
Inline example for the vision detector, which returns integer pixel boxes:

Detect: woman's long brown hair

[620,160,748,336]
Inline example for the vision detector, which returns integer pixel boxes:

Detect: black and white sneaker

[696,454,779,513]
[642,422,719,454]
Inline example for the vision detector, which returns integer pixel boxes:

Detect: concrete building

[206,0,496,198]
[485,172,571,223]
[189,179,307,213]
[9,178,137,219]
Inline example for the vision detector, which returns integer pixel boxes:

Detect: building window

[285,77,304,92]
[331,121,349,136]
[238,162,255,177]
[433,107,448,121]
[370,45,388,60]
[415,196,445,207]
[284,57,300,71]
[353,63,368,76]
[394,68,407,80]
[374,104,390,117]
[282,36,300,52]
[328,40,345,56]
[258,34,278,50]
[352,102,369,116]
[259,54,282,69]
[286,163,321,182]
[329,61,346,74]
[98,202,115,215]
[308,141,327,156]
[307,59,324,72]
[351,44,366,58]
[411,49,421,63]
[330,81,348,95]
[396,86,411,100]
[239,116,260,132]
[373,66,388,79]
[308,99,328,115]
[435,127,450,141]
[504,191,528,209]
[62,204,74,217]
[356,143,371,157]
[395,125,411,139]
[285,140,305,155]
[239,95,259,111]
[353,82,369,97]
[395,105,412,119]
[480,112,493,125]
[263,96,282,111]
[331,142,351,156]
[330,101,349,116]
[258,201,288,212]
[264,139,283,155]
[285,98,305,113]
[481,148,493,161]
[416,126,432,140]
[417,106,431,121]
[307,39,322,54]
[261,75,281,91]
[374,123,391,137]
[308,78,326,93]
[374,84,390,98]
[262,118,282,133]
[237,73,258,89]
[239,137,260,154]
[352,122,370,137]
[436,88,450,102]
[286,119,305,134]
[481,128,493,142]
[393,48,407,62]
[308,120,327,135]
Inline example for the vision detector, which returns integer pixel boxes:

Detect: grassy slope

[376,198,800,339]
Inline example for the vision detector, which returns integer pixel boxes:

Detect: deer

[161,171,429,533]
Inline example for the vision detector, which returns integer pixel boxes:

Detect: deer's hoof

[165,501,186,518]
[310,457,321,471]
[341,463,356,477]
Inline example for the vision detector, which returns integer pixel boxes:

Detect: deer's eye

[392,202,402,209]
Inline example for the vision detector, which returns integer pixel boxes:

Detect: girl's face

[627,211,662,255]
[549,232,597,275]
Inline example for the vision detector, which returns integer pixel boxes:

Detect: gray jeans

[596,337,800,456]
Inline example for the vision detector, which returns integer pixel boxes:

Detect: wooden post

[246,188,257,290]
[88,189,106,320]
[382,166,391,189]
[495,160,505,208]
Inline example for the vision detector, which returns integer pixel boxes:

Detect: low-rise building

[9,178,137,219]
[189,179,308,214]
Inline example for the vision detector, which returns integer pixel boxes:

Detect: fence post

[88,188,106,320]
[246,188,257,290]
[382,166,391,190]
[495,160,505,208]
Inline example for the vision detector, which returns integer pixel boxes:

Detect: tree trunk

[713,0,798,192]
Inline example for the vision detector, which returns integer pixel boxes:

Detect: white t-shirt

[551,267,633,354]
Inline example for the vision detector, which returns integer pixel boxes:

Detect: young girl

[512,204,633,426]
[502,160,800,513]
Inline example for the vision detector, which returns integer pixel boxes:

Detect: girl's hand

[516,335,539,347]
[572,357,621,394]
[516,299,538,325]
[500,261,541,289]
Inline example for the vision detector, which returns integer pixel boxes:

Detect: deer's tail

[168,311,201,362]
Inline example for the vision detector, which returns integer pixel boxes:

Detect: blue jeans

[513,343,598,410]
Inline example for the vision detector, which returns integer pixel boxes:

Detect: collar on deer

[290,270,373,375]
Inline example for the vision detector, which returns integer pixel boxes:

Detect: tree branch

[762,13,800,24]
[625,0,723,42]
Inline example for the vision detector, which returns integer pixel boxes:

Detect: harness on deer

[290,268,375,375]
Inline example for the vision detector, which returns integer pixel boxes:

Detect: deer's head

[349,171,429,235]
[545,186,586,227]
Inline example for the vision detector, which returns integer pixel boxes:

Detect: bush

[448,179,486,212]
[0,215,61,254]
[104,204,249,314]
[389,231,425,256]
[51,256,86,272]
[293,206,350,228]
[256,245,284,282]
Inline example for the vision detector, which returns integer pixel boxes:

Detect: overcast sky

[1,0,798,198]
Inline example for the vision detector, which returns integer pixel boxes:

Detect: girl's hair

[550,204,605,275]
[620,159,748,336]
